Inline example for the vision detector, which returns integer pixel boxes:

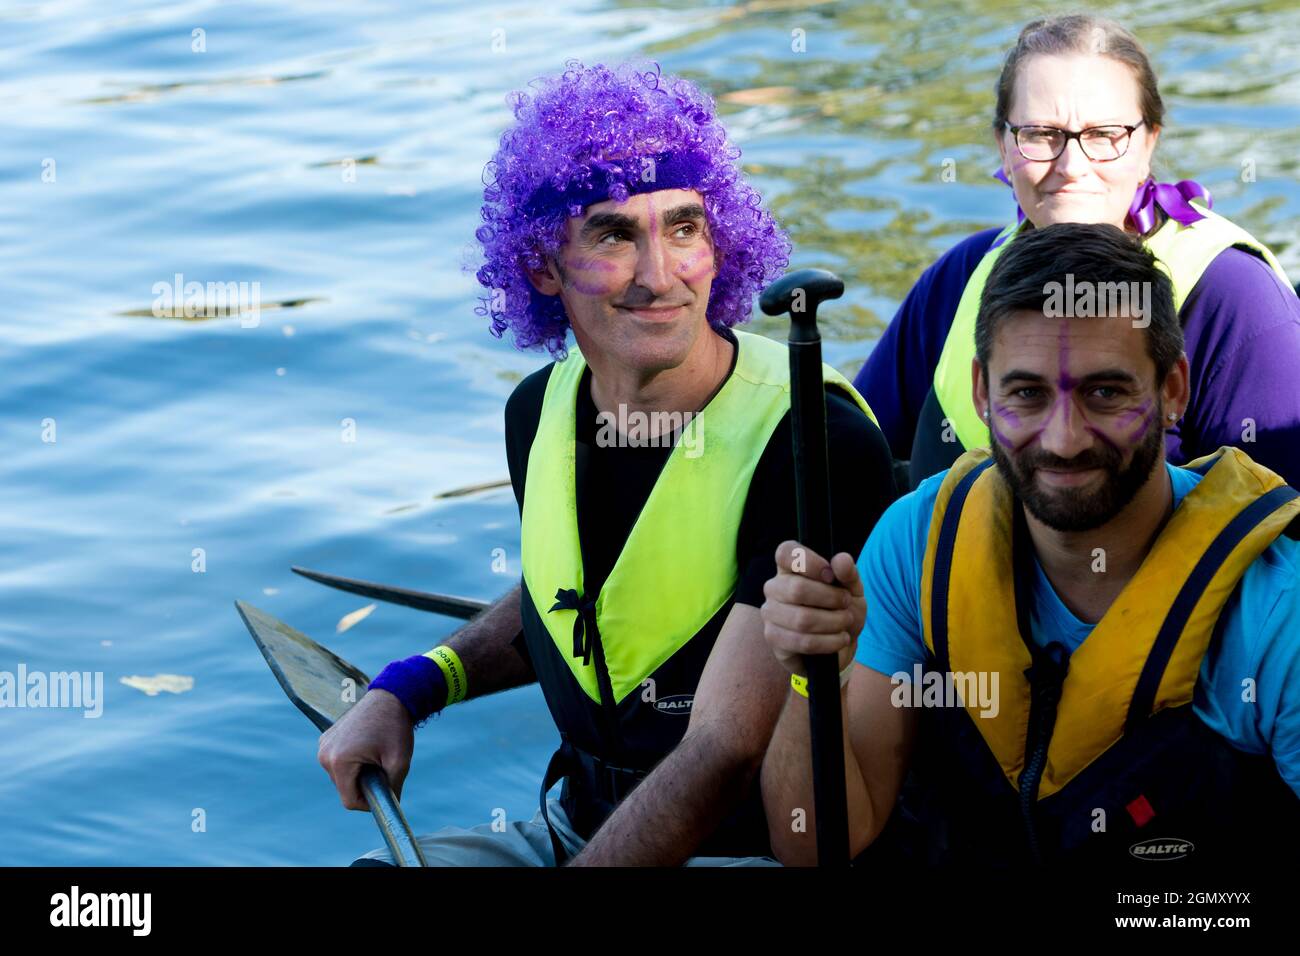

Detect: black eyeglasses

[1005,120,1145,162]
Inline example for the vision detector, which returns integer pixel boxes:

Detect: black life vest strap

[538,739,650,865]
[1126,484,1299,730]
[539,740,576,865]
[929,457,994,674]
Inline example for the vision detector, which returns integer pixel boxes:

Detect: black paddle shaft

[760,268,851,867]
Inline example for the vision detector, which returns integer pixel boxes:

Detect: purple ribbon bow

[991,168,1212,233]
[1126,177,1212,233]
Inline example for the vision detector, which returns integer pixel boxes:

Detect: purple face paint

[991,403,1022,427]
[1115,399,1152,428]
[565,275,615,296]
[1055,321,1080,389]
[570,255,618,273]
[1084,400,1156,451]
[1124,403,1158,443]
[1114,398,1158,445]
[990,417,1019,450]
[1031,321,1079,434]
[989,403,1029,450]
[564,255,621,295]
[674,249,712,279]
[1083,423,1121,453]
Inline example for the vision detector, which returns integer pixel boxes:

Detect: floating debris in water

[720,86,796,105]
[83,71,329,105]
[121,674,194,696]
[309,155,380,168]
[117,297,324,321]
[383,503,420,515]
[262,587,279,596]
[435,478,511,499]
[336,604,377,634]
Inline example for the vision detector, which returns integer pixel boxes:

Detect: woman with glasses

[854,14,1300,488]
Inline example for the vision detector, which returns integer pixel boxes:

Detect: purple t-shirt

[854,229,1300,486]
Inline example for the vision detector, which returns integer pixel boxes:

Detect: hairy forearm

[761,685,873,866]
[442,583,534,700]
[569,731,758,866]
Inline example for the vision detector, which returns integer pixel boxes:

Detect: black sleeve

[503,363,554,516]
[733,389,897,608]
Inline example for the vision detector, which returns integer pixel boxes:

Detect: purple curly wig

[475,60,791,357]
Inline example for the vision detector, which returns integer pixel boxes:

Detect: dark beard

[990,413,1165,532]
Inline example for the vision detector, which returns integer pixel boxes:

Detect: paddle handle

[789,314,851,869]
[358,764,429,867]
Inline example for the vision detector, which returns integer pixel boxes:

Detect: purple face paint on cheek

[1115,399,1152,429]
[989,417,1018,449]
[1083,401,1157,452]
[674,251,713,280]
[1121,402,1158,444]
[989,405,1042,452]
[1083,424,1121,452]
[991,404,1022,428]
[563,254,623,296]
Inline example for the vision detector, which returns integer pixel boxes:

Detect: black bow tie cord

[550,587,598,665]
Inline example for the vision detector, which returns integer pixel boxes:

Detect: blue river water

[1,0,1296,864]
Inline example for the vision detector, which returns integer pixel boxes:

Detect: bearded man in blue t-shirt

[758,222,1300,866]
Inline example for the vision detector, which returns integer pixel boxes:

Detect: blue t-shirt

[854,463,1300,796]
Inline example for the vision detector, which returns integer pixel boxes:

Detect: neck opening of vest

[1041,275,1153,329]
[891,665,1000,719]
[595,404,705,458]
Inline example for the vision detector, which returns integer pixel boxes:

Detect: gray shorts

[351,796,781,867]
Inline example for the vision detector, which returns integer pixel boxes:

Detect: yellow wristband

[424,645,468,705]
[790,663,854,699]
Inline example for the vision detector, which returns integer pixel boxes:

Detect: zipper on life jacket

[1017,642,1068,863]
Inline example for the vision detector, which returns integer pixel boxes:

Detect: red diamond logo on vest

[1126,794,1156,827]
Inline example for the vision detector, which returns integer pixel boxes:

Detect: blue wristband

[368,655,448,727]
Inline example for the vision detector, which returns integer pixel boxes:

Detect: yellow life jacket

[517,327,878,860]
[920,445,1299,802]
[520,328,876,707]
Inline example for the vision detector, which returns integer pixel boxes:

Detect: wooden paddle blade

[236,601,429,866]
[290,565,489,620]
[235,600,371,732]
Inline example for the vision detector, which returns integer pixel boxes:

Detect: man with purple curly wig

[322,60,896,866]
